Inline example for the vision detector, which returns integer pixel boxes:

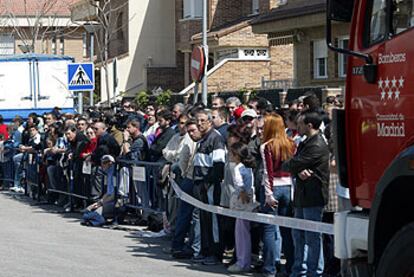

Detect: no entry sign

[191,46,206,82]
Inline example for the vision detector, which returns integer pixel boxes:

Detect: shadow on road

[2,191,263,276]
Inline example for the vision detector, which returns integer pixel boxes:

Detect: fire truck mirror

[327,0,354,22]
[363,63,378,84]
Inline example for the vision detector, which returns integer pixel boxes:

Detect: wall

[295,23,349,87]
[210,0,252,30]
[100,0,176,102]
[185,59,270,94]
[11,27,84,61]
[269,43,293,80]
[218,25,268,47]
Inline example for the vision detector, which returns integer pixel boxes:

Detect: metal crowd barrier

[0,147,16,186]
[24,152,42,200]
[0,148,93,208]
[0,150,168,219]
[115,159,166,216]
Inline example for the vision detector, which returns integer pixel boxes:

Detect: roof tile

[0,0,77,16]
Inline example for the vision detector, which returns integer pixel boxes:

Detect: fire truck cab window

[366,0,387,45]
[392,0,414,34]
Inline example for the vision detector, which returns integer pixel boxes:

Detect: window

[243,49,255,57]
[51,36,57,55]
[392,0,414,35]
[0,34,15,55]
[117,12,124,40]
[365,0,387,46]
[239,48,269,59]
[82,32,88,58]
[183,0,202,19]
[59,36,64,55]
[338,38,349,77]
[313,39,328,79]
[252,0,259,14]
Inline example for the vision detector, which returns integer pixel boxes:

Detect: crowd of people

[0,92,348,277]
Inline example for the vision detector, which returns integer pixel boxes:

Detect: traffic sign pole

[193,82,199,104]
[202,0,208,106]
[78,91,83,115]
[90,33,94,108]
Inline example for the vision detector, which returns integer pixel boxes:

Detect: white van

[0,54,75,121]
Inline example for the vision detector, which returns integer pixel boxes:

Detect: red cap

[233,107,245,120]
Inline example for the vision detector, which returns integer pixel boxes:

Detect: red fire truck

[327,0,414,275]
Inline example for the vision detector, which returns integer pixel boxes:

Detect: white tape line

[170,180,334,235]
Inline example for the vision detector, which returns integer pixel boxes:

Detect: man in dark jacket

[90,122,120,165]
[284,111,329,277]
[149,110,175,162]
[193,109,226,265]
[122,119,148,161]
[212,107,229,141]
[65,125,88,207]
[89,121,120,198]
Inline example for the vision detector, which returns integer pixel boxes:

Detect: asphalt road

[0,191,232,277]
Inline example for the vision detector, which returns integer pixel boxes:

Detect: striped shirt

[193,128,226,183]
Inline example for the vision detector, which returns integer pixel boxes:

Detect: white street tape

[170,179,334,235]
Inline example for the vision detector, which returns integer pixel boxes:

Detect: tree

[76,0,128,106]
[0,0,78,53]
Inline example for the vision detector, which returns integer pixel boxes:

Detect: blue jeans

[172,178,194,251]
[261,185,293,274]
[13,153,23,188]
[190,208,201,256]
[291,206,324,277]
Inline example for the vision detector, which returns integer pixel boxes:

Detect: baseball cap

[241,109,258,119]
[101,155,115,163]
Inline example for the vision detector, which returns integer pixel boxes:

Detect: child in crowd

[228,141,258,273]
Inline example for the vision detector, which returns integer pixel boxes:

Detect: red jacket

[260,142,293,197]
[0,124,9,140]
[80,137,97,159]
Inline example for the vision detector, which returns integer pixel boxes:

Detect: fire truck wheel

[376,222,414,277]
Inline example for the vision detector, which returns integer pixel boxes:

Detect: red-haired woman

[260,113,296,276]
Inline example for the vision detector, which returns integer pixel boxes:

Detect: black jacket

[284,132,329,208]
[215,123,229,141]
[68,132,89,161]
[149,127,175,162]
[91,132,121,165]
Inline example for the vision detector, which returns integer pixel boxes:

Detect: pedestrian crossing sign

[68,63,95,91]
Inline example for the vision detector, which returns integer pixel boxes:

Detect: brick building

[252,0,349,89]
[176,0,294,96]
[70,0,296,103]
[0,0,85,61]
[71,0,177,103]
